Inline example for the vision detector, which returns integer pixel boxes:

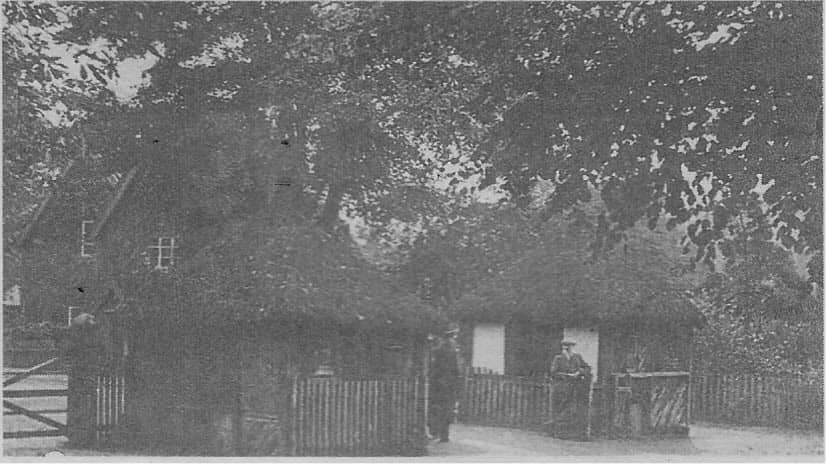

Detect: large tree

[5,2,822,282]
[444,2,821,281]
[34,2,488,233]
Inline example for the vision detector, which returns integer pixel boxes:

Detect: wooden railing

[690,374,823,430]
[290,376,426,456]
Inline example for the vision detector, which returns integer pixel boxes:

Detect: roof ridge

[15,160,77,247]
[91,164,142,240]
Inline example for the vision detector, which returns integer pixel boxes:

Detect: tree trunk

[317,183,344,232]
[254,131,306,221]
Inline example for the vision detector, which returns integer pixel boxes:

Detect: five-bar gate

[3,358,68,440]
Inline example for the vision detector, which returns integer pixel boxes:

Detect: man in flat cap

[551,340,590,381]
[428,323,463,442]
[548,340,592,440]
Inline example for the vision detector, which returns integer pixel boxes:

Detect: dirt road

[5,421,822,459]
[427,423,824,461]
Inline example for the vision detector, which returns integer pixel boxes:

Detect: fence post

[761,376,768,427]
[742,375,749,425]
[67,352,99,447]
[382,380,391,454]
[289,377,297,456]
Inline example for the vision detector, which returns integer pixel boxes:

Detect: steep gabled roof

[10,160,127,249]
[90,164,141,240]
[5,161,142,320]
[13,160,77,248]
[454,218,702,328]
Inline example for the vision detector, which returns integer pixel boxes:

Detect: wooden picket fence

[690,374,823,430]
[458,372,823,435]
[66,361,128,447]
[458,373,555,430]
[94,371,126,444]
[290,376,426,456]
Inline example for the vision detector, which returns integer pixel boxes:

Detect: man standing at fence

[428,323,462,443]
[548,340,592,440]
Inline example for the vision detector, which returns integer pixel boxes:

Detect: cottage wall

[508,320,562,376]
[471,323,505,374]
[123,328,242,454]
[461,319,692,380]
[54,154,437,456]
[461,319,563,376]
[237,335,297,455]
[122,323,427,456]
[97,169,227,288]
[8,228,106,326]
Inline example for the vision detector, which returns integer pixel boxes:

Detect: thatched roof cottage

[64,161,443,456]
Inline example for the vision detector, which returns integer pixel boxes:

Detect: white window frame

[80,220,95,257]
[68,306,78,327]
[471,323,506,375]
[149,237,176,271]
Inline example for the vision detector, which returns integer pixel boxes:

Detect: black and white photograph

[2,1,823,459]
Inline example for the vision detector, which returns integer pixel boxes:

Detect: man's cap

[561,340,576,346]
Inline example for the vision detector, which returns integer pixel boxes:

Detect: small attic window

[80,220,96,257]
[149,237,176,271]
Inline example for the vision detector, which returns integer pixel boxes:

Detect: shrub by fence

[691,374,823,430]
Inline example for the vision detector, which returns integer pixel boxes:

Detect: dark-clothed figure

[548,340,592,440]
[428,325,462,443]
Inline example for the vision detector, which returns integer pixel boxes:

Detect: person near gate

[548,340,592,440]
[428,323,462,443]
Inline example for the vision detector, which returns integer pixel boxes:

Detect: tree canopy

[3,1,822,284]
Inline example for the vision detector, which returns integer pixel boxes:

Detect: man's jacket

[550,353,591,380]
[431,341,461,390]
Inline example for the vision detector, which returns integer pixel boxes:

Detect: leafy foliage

[693,239,822,375]
[3,1,822,347]
[389,2,822,280]
[398,201,541,308]
[5,3,821,275]
[692,295,823,377]
[39,2,481,232]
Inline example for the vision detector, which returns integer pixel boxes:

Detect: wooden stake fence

[458,373,555,431]
[689,374,822,430]
[94,370,126,444]
[290,376,426,456]
[458,372,822,435]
